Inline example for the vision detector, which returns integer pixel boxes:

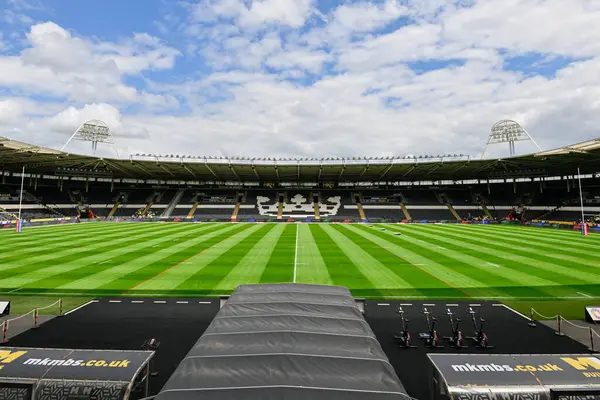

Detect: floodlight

[481,120,542,159]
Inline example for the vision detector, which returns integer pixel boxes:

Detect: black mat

[3,298,591,400]
[4,298,220,396]
[364,300,590,399]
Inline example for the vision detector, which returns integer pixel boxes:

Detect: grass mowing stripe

[85,224,248,295]
[309,225,382,297]
[0,223,192,282]
[131,224,262,292]
[321,224,414,289]
[380,224,572,298]
[342,224,494,297]
[0,223,168,262]
[414,224,600,282]
[295,224,332,286]
[259,224,296,283]
[0,223,203,291]
[484,224,600,243]
[461,224,600,251]
[325,224,433,295]
[45,223,233,292]
[25,225,221,292]
[0,223,186,270]
[0,221,144,245]
[0,223,147,251]
[440,224,598,262]
[214,224,288,291]
[351,224,512,298]
[175,224,276,292]
[410,224,600,296]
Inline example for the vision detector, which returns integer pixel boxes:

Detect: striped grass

[0,222,598,319]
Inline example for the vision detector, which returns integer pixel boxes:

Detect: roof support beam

[157,164,175,177]
[229,163,240,181]
[359,162,370,180]
[338,160,346,180]
[102,159,133,177]
[252,162,260,180]
[426,164,442,176]
[130,161,153,177]
[403,165,417,177]
[204,161,218,178]
[182,164,197,178]
[379,162,394,180]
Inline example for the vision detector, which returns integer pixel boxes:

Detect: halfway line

[293,224,299,283]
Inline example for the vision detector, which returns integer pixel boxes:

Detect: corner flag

[15,220,22,233]
[582,223,588,236]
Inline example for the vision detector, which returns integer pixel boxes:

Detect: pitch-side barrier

[1,299,63,343]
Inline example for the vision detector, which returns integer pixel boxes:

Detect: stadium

[1,118,600,399]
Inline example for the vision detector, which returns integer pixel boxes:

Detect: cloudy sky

[1,0,599,160]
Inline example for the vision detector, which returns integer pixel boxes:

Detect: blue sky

[1,0,600,159]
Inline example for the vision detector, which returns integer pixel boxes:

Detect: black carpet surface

[364,300,591,399]
[5,298,219,396]
[3,298,592,400]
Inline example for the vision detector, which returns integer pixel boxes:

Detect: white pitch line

[98,260,112,265]
[293,223,299,283]
[64,300,95,315]
[577,292,593,298]
[486,262,500,268]
[501,304,532,321]
[176,301,189,304]
[108,300,121,303]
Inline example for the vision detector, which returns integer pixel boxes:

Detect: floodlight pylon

[480,120,542,159]
[61,120,116,156]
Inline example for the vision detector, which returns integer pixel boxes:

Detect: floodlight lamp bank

[130,153,468,161]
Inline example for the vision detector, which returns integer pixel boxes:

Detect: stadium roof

[1,136,599,183]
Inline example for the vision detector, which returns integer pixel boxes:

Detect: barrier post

[528,307,536,327]
[33,308,39,329]
[59,299,63,317]
[555,314,565,337]
[1,320,8,344]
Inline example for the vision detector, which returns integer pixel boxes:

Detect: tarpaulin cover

[156,283,407,399]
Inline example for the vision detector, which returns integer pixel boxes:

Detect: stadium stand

[1,136,600,225]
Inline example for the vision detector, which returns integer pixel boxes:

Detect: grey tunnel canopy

[156,283,407,399]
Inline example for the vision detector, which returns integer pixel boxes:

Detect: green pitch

[0,222,598,304]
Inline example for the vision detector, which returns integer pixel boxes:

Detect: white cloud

[190,0,316,29]
[443,0,600,58]
[332,0,407,33]
[4,0,600,161]
[0,22,180,106]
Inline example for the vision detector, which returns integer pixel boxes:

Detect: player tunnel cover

[429,353,600,399]
[156,283,408,399]
[0,347,153,400]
